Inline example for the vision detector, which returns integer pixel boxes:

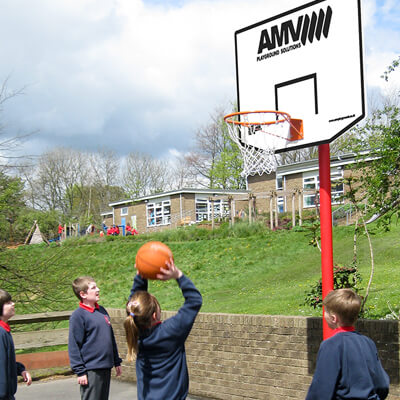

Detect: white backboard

[235,0,365,153]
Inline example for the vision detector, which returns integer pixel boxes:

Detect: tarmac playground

[16,376,208,400]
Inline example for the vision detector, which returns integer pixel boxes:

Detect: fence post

[248,195,252,224]
[292,192,296,228]
[269,196,274,230]
[210,197,215,230]
[298,190,302,226]
[229,196,234,226]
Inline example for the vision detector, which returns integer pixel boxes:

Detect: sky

[0,0,399,162]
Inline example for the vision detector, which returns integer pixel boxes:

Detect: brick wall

[248,173,275,193]
[131,203,147,233]
[109,309,400,400]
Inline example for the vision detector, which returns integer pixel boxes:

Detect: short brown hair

[72,276,95,301]
[323,289,361,326]
[0,289,12,316]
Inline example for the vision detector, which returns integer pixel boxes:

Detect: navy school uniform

[130,274,202,400]
[68,303,122,377]
[0,320,26,400]
[306,328,389,400]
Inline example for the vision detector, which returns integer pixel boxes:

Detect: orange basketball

[135,241,173,280]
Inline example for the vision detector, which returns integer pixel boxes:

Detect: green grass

[2,221,400,319]
[15,344,68,355]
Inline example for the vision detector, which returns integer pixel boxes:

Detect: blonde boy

[68,277,122,400]
[306,289,389,399]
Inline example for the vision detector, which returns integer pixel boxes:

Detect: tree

[348,55,400,226]
[381,55,400,82]
[0,76,35,169]
[209,119,245,189]
[0,244,71,312]
[121,152,173,198]
[21,148,127,225]
[185,106,244,189]
[13,209,62,243]
[19,148,126,224]
[87,149,126,212]
[0,172,25,242]
[303,59,400,313]
[170,154,197,189]
[353,106,400,227]
[30,148,89,218]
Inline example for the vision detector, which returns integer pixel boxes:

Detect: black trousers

[80,369,111,400]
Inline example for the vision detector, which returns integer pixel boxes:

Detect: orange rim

[223,110,291,126]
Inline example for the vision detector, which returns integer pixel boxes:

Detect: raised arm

[161,259,202,341]
[129,269,148,299]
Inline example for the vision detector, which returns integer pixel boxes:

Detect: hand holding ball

[135,241,173,280]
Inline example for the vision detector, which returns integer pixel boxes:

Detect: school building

[101,152,370,233]
[101,188,250,234]
[247,152,366,215]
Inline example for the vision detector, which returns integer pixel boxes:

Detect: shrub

[303,264,362,309]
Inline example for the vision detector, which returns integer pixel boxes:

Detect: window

[120,207,128,216]
[303,169,344,208]
[303,175,319,208]
[331,170,344,205]
[275,176,286,213]
[277,196,286,213]
[195,198,209,222]
[303,193,317,208]
[146,199,171,227]
[276,175,285,190]
[195,197,230,222]
[217,200,230,218]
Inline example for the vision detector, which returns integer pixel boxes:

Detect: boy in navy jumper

[0,289,32,400]
[124,258,202,400]
[306,289,389,400]
[68,277,122,400]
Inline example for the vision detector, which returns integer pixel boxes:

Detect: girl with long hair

[124,258,202,400]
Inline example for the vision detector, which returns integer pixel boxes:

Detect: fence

[332,203,368,226]
[10,311,71,373]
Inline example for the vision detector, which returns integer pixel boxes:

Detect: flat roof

[109,187,250,207]
[276,151,376,176]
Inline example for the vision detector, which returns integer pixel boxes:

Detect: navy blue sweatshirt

[68,303,122,376]
[0,322,25,400]
[306,330,389,399]
[130,274,202,400]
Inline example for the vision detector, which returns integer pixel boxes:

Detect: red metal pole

[318,143,335,339]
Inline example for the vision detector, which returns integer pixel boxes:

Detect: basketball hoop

[224,110,303,176]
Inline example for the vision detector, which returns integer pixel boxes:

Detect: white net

[225,111,292,177]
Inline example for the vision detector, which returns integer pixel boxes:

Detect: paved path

[17,377,136,400]
[16,376,207,400]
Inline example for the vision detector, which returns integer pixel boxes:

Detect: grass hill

[2,221,400,320]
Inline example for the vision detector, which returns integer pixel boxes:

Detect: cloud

[362,0,400,90]
[0,0,399,161]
